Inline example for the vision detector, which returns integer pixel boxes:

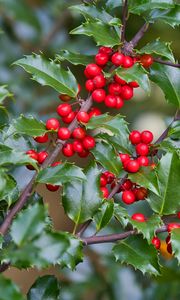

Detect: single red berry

[121,179,133,191]
[134,187,148,201]
[177,212,180,219]
[51,161,62,167]
[26,150,38,170]
[108,83,121,95]
[137,156,149,166]
[100,187,109,198]
[136,143,149,156]
[59,94,71,102]
[121,85,133,100]
[46,118,60,131]
[122,190,136,205]
[72,140,84,153]
[129,81,139,88]
[114,74,126,85]
[62,143,74,157]
[57,103,72,117]
[119,153,131,164]
[167,242,172,254]
[152,237,161,249]
[77,111,90,123]
[84,68,92,79]
[92,89,106,103]
[95,53,109,66]
[89,107,101,119]
[38,151,48,164]
[78,148,89,158]
[141,130,154,144]
[167,223,180,232]
[82,135,95,150]
[103,171,115,184]
[129,130,141,145]
[58,127,71,140]
[100,174,108,187]
[131,213,146,222]
[85,64,101,78]
[46,184,59,192]
[111,52,124,66]
[140,54,153,68]
[72,127,86,140]
[93,74,106,89]
[34,133,48,143]
[122,56,134,68]
[62,111,76,124]
[99,46,112,56]
[126,160,140,173]
[104,94,117,108]
[85,79,95,92]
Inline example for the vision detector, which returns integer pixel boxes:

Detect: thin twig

[130,22,150,48]
[154,58,180,68]
[121,0,128,43]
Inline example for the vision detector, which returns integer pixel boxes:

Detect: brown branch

[154,58,180,68]
[121,0,128,43]
[130,22,150,48]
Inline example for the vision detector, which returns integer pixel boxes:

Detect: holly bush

[0,0,180,299]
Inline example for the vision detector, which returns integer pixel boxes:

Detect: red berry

[92,89,106,103]
[85,79,95,92]
[51,161,62,167]
[46,118,60,131]
[58,127,71,140]
[140,54,153,68]
[122,190,135,205]
[121,85,133,100]
[95,53,109,66]
[100,174,108,187]
[116,96,124,109]
[152,237,161,249]
[77,83,81,95]
[100,187,109,198]
[46,184,59,192]
[62,111,76,124]
[134,187,148,201]
[57,103,72,117]
[82,135,95,150]
[136,143,149,156]
[77,111,90,123]
[72,140,84,153]
[59,94,71,102]
[137,156,149,166]
[129,130,141,145]
[78,149,89,158]
[85,64,101,78]
[99,46,112,56]
[131,213,146,222]
[111,52,124,66]
[129,81,139,88]
[103,171,115,184]
[122,56,134,68]
[177,212,180,219]
[104,94,117,108]
[26,150,38,170]
[121,179,133,191]
[72,127,86,140]
[93,74,106,88]
[89,107,101,119]
[84,68,91,79]
[108,83,121,95]
[62,143,74,157]
[114,75,126,85]
[141,130,154,144]
[126,160,140,173]
[119,153,131,164]
[34,133,48,143]
[167,223,180,232]
[38,151,48,164]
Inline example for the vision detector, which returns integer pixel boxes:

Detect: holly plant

[0,0,180,298]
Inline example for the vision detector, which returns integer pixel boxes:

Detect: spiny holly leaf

[150,63,180,108]
[91,140,122,177]
[62,162,102,224]
[93,201,114,232]
[0,275,25,300]
[106,0,123,9]
[114,204,129,228]
[168,120,180,139]
[129,215,162,243]
[70,21,120,47]
[149,5,180,27]
[56,50,93,66]
[170,228,180,264]
[113,235,161,276]
[128,0,174,15]
[27,275,61,300]
[36,162,86,185]
[148,152,180,215]
[11,204,47,246]
[136,39,175,62]
[115,64,150,94]
[13,54,78,97]
[0,85,13,104]
[5,115,47,139]
[0,106,9,128]
[0,169,19,206]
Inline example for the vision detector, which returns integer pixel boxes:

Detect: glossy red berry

[136,143,149,156]
[78,149,89,158]
[57,103,72,117]
[108,83,121,95]
[72,140,84,153]
[38,151,48,164]
[121,85,133,100]
[89,107,101,119]
[141,130,154,144]
[167,223,180,232]
[92,89,106,103]
[121,179,133,191]
[26,150,38,170]
[58,127,71,140]
[111,52,124,66]
[125,160,140,173]
[99,46,112,56]
[93,74,106,88]
[131,213,146,222]
[122,56,134,68]
[62,111,76,124]
[62,143,74,157]
[59,94,71,102]
[140,54,153,68]
[95,53,109,66]
[114,74,126,85]
[46,184,59,192]
[116,96,124,109]
[85,64,101,78]
[134,187,148,201]
[34,133,48,143]
[72,127,86,140]
[46,118,60,131]
[100,174,108,187]
[100,187,109,198]
[122,190,135,205]
[152,237,161,249]
[103,171,115,184]
[129,130,141,145]
[129,81,139,88]
[85,79,95,92]
[104,94,117,108]
[77,111,90,123]
[137,156,149,166]
[119,153,130,164]
[82,135,95,150]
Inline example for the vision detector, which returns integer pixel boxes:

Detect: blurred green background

[0,0,180,299]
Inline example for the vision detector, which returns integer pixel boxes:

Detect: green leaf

[36,162,86,185]
[0,85,13,104]
[149,5,180,27]
[62,162,102,224]
[115,64,150,94]
[0,106,9,128]
[93,201,114,232]
[128,0,174,15]
[150,63,180,108]
[13,54,78,97]
[0,275,25,300]
[60,234,83,270]
[5,115,47,139]
[168,120,180,139]
[11,204,47,246]
[136,39,175,62]
[106,0,123,10]
[114,204,129,228]
[129,215,162,243]
[56,50,93,66]
[171,228,180,263]
[70,21,120,47]
[27,275,61,300]
[91,140,122,177]
[113,235,161,275]
[148,152,180,215]
[0,169,19,206]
